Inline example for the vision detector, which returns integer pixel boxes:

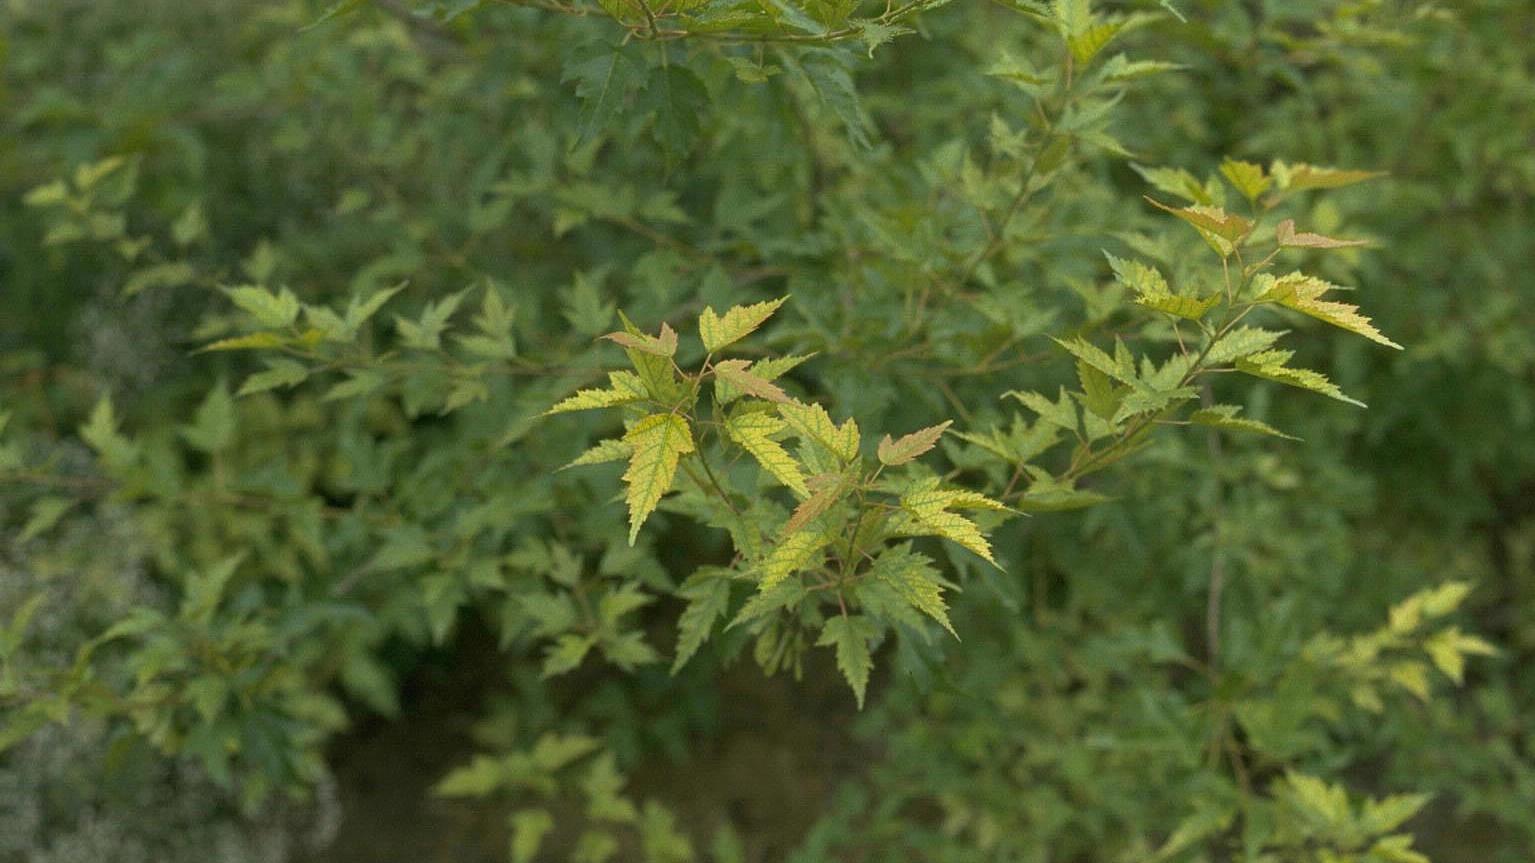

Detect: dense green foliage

[2,0,1533,860]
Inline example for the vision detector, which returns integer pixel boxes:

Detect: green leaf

[322,369,388,401]
[543,633,596,677]
[564,45,637,146]
[1132,164,1214,205]
[793,49,874,150]
[395,291,466,350]
[644,66,710,158]
[18,497,75,543]
[80,396,134,465]
[1015,486,1111,512]
[699,297,787,353]
[1189,404,1297,439]
[238,358,310,396]
[434,755,507,797]
[877,421,952,466]
[724,408,809,497]
[672,571,734,673]
[621,413,694,544]
[817,615,876,708]
[180,383,236,453]
[123,261,196,297]
[458,281,516,358]
[1007,388,1079,432]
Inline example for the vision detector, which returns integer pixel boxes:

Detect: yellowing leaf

[877,420,951,466]
[560,437,632,470]
[1219,158,1271,202]
[621,413,694,544]
[896,481,1009,566]
[545,371,649,415]
[1424,627,1497,684]
[1068,21,1124,64]
[1053,336,1134,383]
[758,528,835,590]
[783,473,847,534]
[1145,197,1252,242]
[602,321,678,357]
[1205,326,1286,364]
[197,331,291,352]
[1256,272,1401,349]
[1275,218,1368,250]
[870,545,955,637]
[1271,161,1385,191]
[714,359,791,404]
[723,409,809,497]
[1236,349,1366,407]
[1107,253,1218,320]
[698,297,787,352]
[779,401,859,462]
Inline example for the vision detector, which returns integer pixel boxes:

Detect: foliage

[2,0,1533,860]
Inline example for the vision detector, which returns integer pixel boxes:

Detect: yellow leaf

[621,413,694,544]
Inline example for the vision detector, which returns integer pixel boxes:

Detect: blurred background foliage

[1,0,1532,860]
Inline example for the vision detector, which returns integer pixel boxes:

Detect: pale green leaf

[817,615,876,708]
